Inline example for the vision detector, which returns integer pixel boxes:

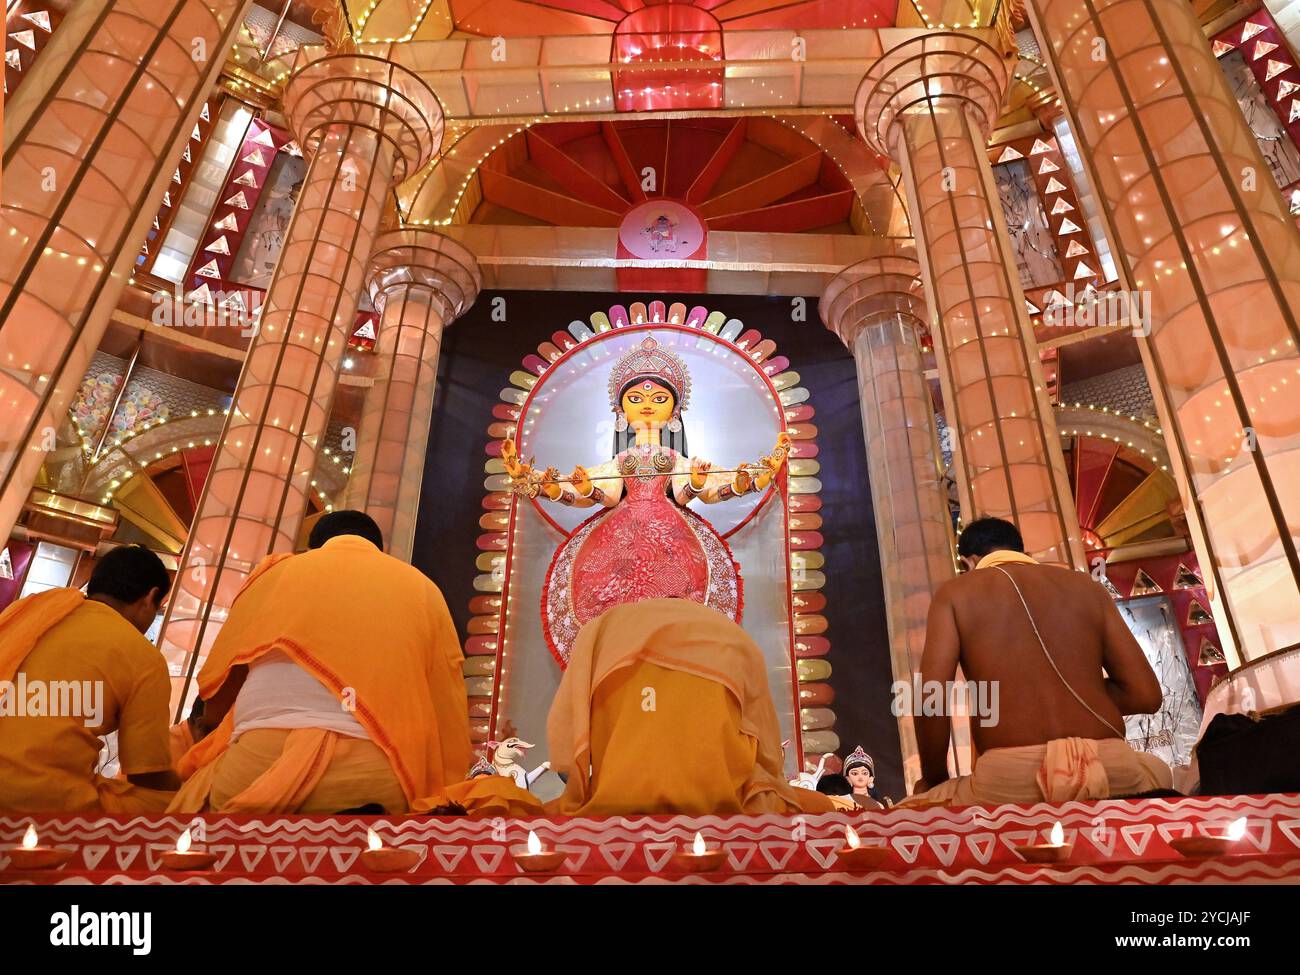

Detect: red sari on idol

[542,443,742,667]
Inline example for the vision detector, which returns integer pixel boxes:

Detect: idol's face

[847,766,873,790]
[621,380,675,431]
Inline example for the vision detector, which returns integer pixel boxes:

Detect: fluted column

[344,231,481,563]
[1026,0,1300,661]
[0,0,251,538]
[821,242,967,786]
[856,33,1084,569]
[161,54,444,708]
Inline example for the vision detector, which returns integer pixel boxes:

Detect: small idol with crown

[502,335,790,665]
[843,745,892,809]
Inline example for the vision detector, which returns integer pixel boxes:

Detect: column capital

[819,240,928,349]
[284,53,445,186]
[365,229,482,323]
[854,31,1009,161]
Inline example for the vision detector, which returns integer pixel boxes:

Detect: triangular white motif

[233,169,259,188]
[927,835,961,866]
[1277,79,1300,100]
[431,845,467,872]
[284,140,302,156]
[192,124,202,142]
[195,259,221,279]
[161,191,171,207]
[758,840,797,871]
[172,168,182,184]
[1044,176,1067,193]
[1043,288,1072,308]
[328,847,360,872]
[187,283,213,303]
[1120,823,1155,857]
[470,845,507,874]
[22,10,52,32]
[249,127,277,147]
[1240,21,1266,43]
[726,842,757,872]
[1212,39,1235,58]
[891,835,924,863]
[182,145,191,163]
[242,148,267,167]
[1058,216,1083,234]
[270,846,298,872]
[1052,197,1074,214]
[140,241,149,255]
[4,49,20,71]
[214,213,239,231]
[1265,59,1291,81]
[353,319,376,340]
[152,216,160,230]
[965,833,997,865]
[81,845,110,871]
[224,190,249,209]
[205,235,230,255]
[598,842,638,872]
[200,102,211,122]
[1291,99,1300,123]
[1037,156,1060,174]
[1253,40,1278,61]
[997,146,1024,162]
[1030,138,1055,154]
[1025,298,1041,314]
[9,30,35,51]
[1065,240,1089,257]
[1073,261,1097,278]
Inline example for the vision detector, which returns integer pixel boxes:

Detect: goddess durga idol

[502,336,791,666]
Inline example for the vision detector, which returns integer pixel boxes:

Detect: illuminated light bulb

[1226,817,1246,841]
[844,825,861,849]
[367,827,383,851]
[1049,821,1064,847]
[22,825,38,849]
[176,827,193,854]
[527,830,543,856]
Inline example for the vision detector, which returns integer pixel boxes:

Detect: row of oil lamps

[3,817,1250,875]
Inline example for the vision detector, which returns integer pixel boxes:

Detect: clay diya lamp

[511,830,565,873]
[159,827,218,871]
[836,825,890,870]
[1169,817,1247,859]
[360,827,421,873]
[671,831,726,873]
[4,825,74,871]
[1014,821,1073,864]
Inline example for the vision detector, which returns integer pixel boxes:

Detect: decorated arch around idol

[465,300,834,776]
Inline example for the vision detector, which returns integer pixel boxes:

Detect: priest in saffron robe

[902,517,1171,808]
[171,510,537,815]
[0,545,177,813]
[548,597,833,816]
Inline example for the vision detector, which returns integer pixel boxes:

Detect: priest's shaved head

[308,510,384,550]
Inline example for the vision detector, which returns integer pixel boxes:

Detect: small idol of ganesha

[502,336,791,666]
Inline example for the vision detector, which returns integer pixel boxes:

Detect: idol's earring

[614,413,628,432]
[667,414,682,433]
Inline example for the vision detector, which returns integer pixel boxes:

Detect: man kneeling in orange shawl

[0,546,178,813]
[172,511,539,817]
[547,598,833,816]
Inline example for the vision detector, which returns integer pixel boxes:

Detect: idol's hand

[501,438,526,479]
[770,431,792,467]
[571,465,592,496]
[690,457,711,490]
[540,467,563,501]
[733,467,753,495]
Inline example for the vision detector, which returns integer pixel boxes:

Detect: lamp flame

[844,825,861,850]
[1226,817,1246,842]
[367,827,383,852]
[692,832,707,856]
[21,825,37,850]
[176,828,192,854]
[527,830,542,856]
[1049,821,1064,847]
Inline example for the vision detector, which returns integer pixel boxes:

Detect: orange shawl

[0,589,85,683]
[548,598,831,815]
[177,537,472,807]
